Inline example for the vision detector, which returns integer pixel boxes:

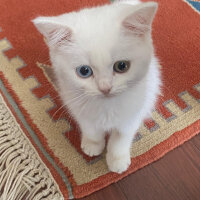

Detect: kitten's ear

[122,2,158,36]
[32,17,72,47]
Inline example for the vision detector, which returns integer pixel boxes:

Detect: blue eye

[76,65,93,78]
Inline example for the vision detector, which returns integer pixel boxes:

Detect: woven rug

[0,0,200,199]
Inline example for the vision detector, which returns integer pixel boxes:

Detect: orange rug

[0,0,200,199]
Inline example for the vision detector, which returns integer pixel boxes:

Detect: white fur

[33,0,161,173]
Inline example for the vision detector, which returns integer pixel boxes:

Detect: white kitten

[33,0,161,173]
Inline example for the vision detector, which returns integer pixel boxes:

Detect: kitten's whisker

[84,91,99,97]
[51,95,62,101]
[51,104,68,121]
[55,109,68,129]
[76,96,91,118]
[65,93,87,105]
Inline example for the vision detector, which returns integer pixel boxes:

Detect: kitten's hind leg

[80,125,106,157]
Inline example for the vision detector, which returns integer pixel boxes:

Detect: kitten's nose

[99,87,112,95]
[98,80,112,95]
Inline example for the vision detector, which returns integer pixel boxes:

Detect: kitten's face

[52,33,151,98]
[33,2,157,98]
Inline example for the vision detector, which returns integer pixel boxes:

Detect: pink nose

[99,87,112,95]
[98,80,112,95]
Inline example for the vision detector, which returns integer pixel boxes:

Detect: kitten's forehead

[70,7,122,69]
[89,48,112,70]
[73,10,121,52]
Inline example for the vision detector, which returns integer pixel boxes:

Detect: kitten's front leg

[106,128,136,173]
[80,123,106,157]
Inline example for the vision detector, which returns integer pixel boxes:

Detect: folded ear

[122,2,158,36]
[32,17,72,47]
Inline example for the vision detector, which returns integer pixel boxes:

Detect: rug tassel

[0,107,61,200]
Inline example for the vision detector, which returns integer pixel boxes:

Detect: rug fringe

[0,99,62,200]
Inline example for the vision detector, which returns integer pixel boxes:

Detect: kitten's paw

[106,152,131,173]
[81,137,105,157]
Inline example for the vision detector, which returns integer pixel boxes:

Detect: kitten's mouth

[101,92,117,98]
